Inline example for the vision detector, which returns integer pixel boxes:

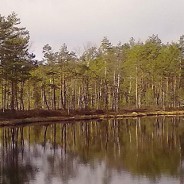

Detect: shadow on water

[0,116,184,184]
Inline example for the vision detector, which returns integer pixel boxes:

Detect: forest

[1,13,184,113]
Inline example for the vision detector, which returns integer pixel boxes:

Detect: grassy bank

[0,108,184,127]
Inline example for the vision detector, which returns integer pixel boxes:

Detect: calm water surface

[0,117,184,184]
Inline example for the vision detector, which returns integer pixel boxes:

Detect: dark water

[0,116,184,184]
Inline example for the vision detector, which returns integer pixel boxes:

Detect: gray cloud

[1,0,184,59]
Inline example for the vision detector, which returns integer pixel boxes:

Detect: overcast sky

[1,0,184,59]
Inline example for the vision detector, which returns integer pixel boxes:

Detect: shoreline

[0,110,184,127]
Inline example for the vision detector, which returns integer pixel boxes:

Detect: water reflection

[0,117,184,184]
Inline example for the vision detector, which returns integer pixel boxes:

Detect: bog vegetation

[1,13,184,112]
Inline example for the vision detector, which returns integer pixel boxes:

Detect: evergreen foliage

[0,13,184,111]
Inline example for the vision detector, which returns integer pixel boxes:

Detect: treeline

[1,13,184,112]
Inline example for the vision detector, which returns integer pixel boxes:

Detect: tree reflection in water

[0,127,36,184]
[0,116,184,184]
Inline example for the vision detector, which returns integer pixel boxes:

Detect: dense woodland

[1,13,184,112]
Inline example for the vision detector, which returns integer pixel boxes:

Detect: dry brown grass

[0,107,184,121]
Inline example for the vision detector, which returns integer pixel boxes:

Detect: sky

[1,0,184,59]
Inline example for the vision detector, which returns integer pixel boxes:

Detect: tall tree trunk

[15,83,19,110]
[173,76,177,107]
[43,86,50,110]
[52,77,56,110]
[116,73,120,111]
[1,78,6,112]
[104,79,109,111]
[20,81,25,110]
[135,66,138,108]
[10,80,15,111]
[62,74,67,110]
[84,77,89,110]
[27,83,31,110]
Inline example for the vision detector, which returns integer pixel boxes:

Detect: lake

[0,116,184,184]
